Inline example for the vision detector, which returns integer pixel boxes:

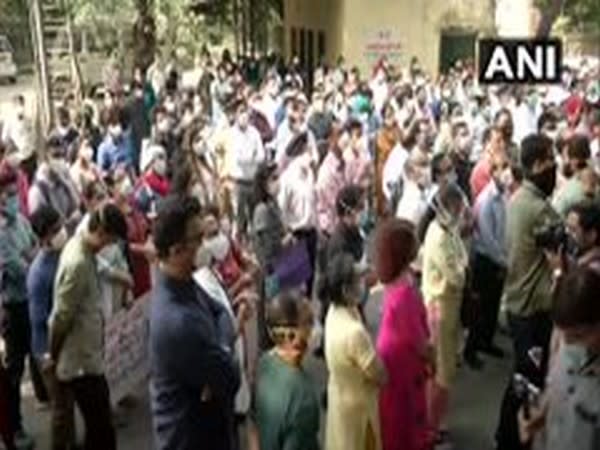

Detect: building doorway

[439,30,476,73]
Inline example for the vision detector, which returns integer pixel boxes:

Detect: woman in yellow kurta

[323,253,387,450]
[422,182,469,446]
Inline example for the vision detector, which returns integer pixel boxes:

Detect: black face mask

[529,166,557,197]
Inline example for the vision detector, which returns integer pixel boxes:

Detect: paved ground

[19,288,511,450]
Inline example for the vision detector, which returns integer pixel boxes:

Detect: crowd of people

[0,46,599,450]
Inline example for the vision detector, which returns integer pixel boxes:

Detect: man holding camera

[496,134,560,450]
[518,264,600,450]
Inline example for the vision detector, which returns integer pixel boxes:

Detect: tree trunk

[233,0,240,58]
[535,0,565,36]
[133,0,156,73]
[29,0,53,133]
[65,9,84,106]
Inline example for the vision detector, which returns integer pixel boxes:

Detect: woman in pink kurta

[374,218,432,450]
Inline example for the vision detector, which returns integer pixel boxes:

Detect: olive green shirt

[254,351,320,450]
[503,181,560,317]
[49,233,105,381]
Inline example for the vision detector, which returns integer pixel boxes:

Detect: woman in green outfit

[251,291,320,450]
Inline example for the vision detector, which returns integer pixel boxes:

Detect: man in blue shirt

[465,156,511,369]
[27,205,66,360]
[27,205,76,449]
[96,110,133,174]
[150,195,240,450]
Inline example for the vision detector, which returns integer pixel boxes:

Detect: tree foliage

[535,0,600,35]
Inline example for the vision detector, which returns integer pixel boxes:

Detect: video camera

[534,222,569,252]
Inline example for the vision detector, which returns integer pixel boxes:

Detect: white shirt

[382,143,410,201]
[228,124,265,181]
[512,102,537,147]
[273,122,319,171]
[396,180,429,226]
[253,95,280,131]
[278,159,318,231]
[1,116,33,155]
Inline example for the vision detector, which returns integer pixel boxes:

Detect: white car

[0,35,18,83]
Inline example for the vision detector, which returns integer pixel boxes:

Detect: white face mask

[203,232,230,262]
[193,139,207,156]
[109,125,123,139]
[164,101,176,114]
[545,130,558,142]
[190,183,204,200]
[153,158,167,176]
[50,157,68,173]
[80,146,94,162]
[118,176,134,196]
[157,119,170,134]
[50,227,68,250]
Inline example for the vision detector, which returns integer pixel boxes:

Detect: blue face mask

[3,195,19,220]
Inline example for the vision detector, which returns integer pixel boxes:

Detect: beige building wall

[284,0,495,75]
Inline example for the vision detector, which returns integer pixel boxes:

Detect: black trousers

[292,228,318,298]
[495,312,553,450]
[465,253,506,355]
[54,375,116,450]
[233,181,255,238]
[1,303,49,434]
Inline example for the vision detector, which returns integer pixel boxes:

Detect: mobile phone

[514,373,541,419]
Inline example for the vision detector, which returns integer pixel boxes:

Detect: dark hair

[537,111,557,132]
[566,134,591,161]
[88,202,128,240]
[553,266,600,328]
[494,107,512,124]
[253,162,277,206]
[266,290,313,329]
[30,205,61,240]
[153,195,202,259]
[374,218,418,283]
[450,121,468,139]
[402,118,427,149]
[318,252,357,306]
[170,165,193,196]
[336,184,363,218]
[520,134,553,174]
[344,118,363,135]
[482,125,502,146]
[569,202,600,243]
[438,182,464,212]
